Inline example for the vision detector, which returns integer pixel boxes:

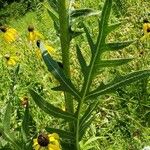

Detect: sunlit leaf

[79,116,95,141]
[106,22,121,35]
[29,89,77,121]
[79,101,98,128]
[86,70,150,100]
[76,45,87,77]
[83,23,95,56]
[70,8,100,18]
[38,42,81,100]
[104,41,134,52]
[3,102,12,132]
[95,58,133,67]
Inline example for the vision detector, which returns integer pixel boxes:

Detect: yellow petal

[34,144,41,150]
[50,133,59,140]
[49,144,61,150]
[7,58,16,66]
[33,139,38,146]
[46,45,55,53]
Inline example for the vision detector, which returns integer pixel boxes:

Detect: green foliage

[32,0,150,149]
[0,0,150,149]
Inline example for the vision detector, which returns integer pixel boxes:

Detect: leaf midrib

[81,0,109,99]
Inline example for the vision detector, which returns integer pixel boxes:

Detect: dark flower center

[147,28,150,33]
[37,133,49,147]
[0,26,7,32]
[4,54,10,60]
[28,25,34,32]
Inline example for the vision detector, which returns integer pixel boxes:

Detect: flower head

[141,19,150,41]
[143,19,150,35]
[33,133,61,150]
[21,96,29,108]
[4,54,18,66]
[27,25,44,43]
[0,26,18,43]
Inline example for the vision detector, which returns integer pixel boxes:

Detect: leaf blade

[96,58,133,67]
[29,89,77,121]
[86,70,150,100]
[39,42,81,100]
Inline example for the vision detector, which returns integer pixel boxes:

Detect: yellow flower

[0,26,18,43]
[4,54,18,66]
[143,21,150,35]
[36,45,55,59]
[33,133,61,150]
[28,25,44,43]
[140,19,150,41]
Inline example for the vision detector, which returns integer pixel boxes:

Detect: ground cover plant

[0,0,150,150]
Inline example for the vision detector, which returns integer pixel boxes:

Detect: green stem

[58,0,74,128]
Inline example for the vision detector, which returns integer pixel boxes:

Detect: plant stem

[58,0,74,129]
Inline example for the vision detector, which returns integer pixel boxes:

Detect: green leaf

[79,116,95,141]
[2,131,22,150]
[76,45,87,77]
[70,29,83,40]
[83,24,95,56]
[81,0,113,95]
[29,89,77,122]
[47,8,59,23]
[79,101,98,128]
[39,42,81,100]
[47,9,59,32]
[95,58,133,67]
[96,0,112,46]
[104,41,134,52]
[106,22,121,35]
[86,70,150,100]
[46,127,75,141]
[47,0,58,12]
[70,8,100,18]
[14,64,20,76]
[21,106,30,142]
[3,102,12,132]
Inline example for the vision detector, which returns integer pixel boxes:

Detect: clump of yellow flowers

[0,25,18,43]
[33,133,61,150]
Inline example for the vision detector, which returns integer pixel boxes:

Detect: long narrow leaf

[21,106,30,142]
[79,101,98,128]
[104,41,134,52]
[76,45,87,77]
[70,9,100,18]
[83,24,95,56]
[106,22,121,35]
[2,131,22,150]
[95,58,133,67]
[96,0,112,46]
[47,9,59,23]
[86,70,150,100]
[3,102,12,132]
[79,116,95,141]
[39,42,81,100]
[29,89,77,121]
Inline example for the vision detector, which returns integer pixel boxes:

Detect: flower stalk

[58,0,74,130]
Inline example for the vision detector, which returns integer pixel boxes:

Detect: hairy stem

[58,0,74,130]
